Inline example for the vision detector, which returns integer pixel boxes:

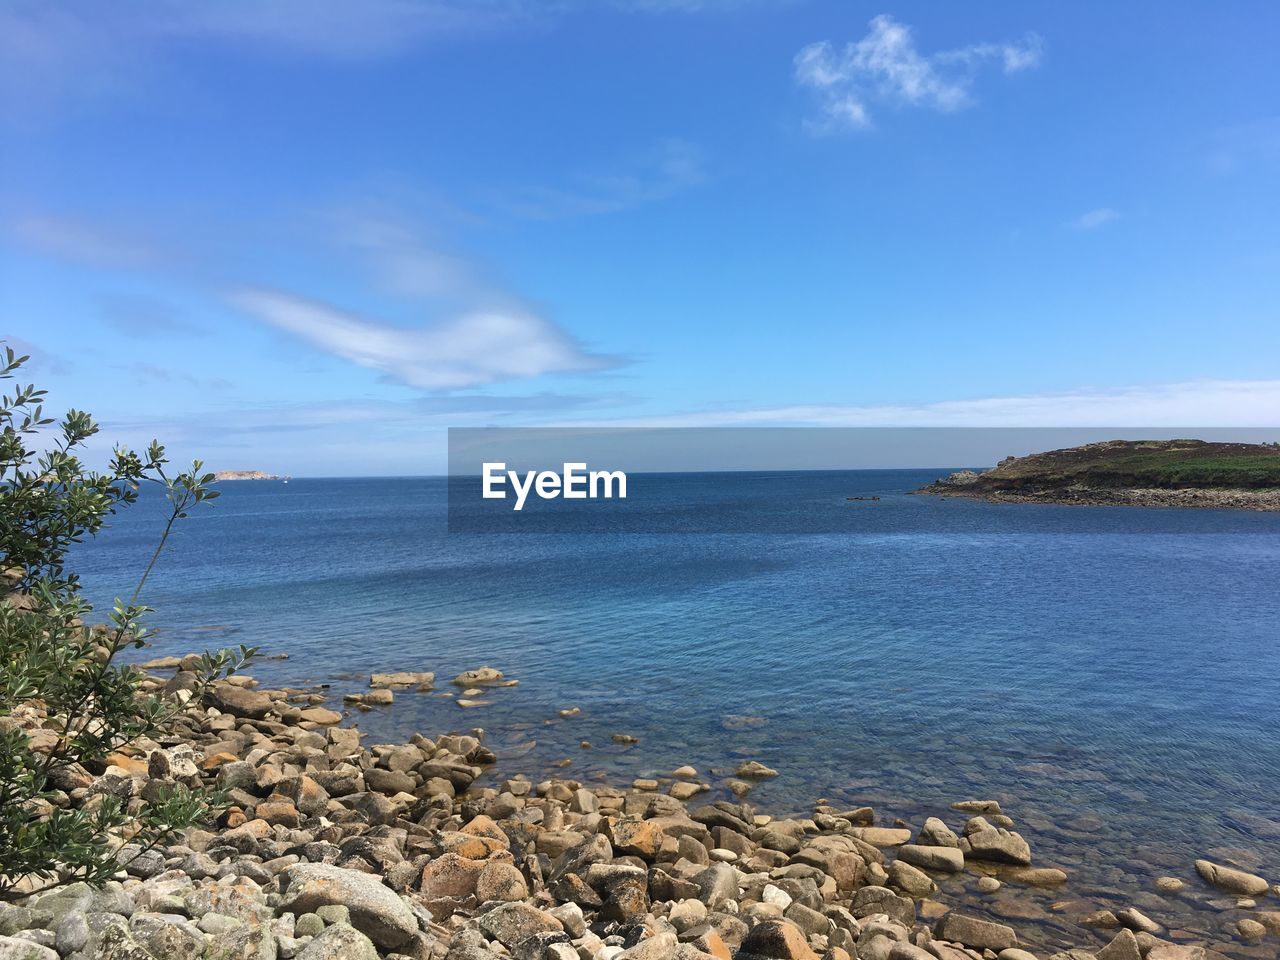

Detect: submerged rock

[1194,859,1269,896]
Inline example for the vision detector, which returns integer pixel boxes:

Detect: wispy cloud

[0,0,523,65]
[6,215,158,268]
[0,336,74,376]
[1069,208,1120,230]
[572,380,1280,428]
[233,288,621,391]
[612,0,780,11]
[118,361,231,392]
[105,391,628,438]
[490,139,706,219]
[1208,116,1280,175]
[794,14,1043,132]
[242,216,630,389]
[0,0,528,114]
[1,0,772,115]
[101,294,208,339]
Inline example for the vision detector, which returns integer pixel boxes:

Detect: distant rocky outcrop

[914,439,1280,510]
[212,470,286,481]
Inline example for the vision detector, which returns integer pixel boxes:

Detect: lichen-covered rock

[278,864,416,949]
[0,935,59,960]
[475,861,529,903]
[295,922,378,960]
[476,902,562,949]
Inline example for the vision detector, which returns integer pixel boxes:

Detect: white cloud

[795,14,1043,131]
[1070,208,1119,230]
[233,289,619,391]
[571,380,1280,428]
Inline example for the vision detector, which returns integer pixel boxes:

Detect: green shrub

[0,346,254,898]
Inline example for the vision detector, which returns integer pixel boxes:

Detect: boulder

[965,827,1032,866]
[421,853,486,900]
[897,845,964,873]
[935,913,1017,951]
[607,818,664,860]
[737,918,819,960]
[888,860,936,898]
[299,707,343,725]
[1097,929,1141,960]
[851,827,912,848]
[692,863,739,908]
[0,936,58,960]
[370,671,434,689]
[279,864,416,950]
[128,913,206,960]
[851,887,914,927]
[737,761,779,779]
[476,902,562,949]
[453,667,504,686]
[1194,860,1269,897]
[295,923,379,960]
[918,817,960,848]
[208,684,272,719]
[476,861,529,903]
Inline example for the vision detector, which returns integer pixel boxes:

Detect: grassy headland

[914,439,1280,509]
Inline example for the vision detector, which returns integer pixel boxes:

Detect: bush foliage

[0,346,254,898]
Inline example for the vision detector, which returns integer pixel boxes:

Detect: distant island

[914,439,1280,510]
[211,470,288,481]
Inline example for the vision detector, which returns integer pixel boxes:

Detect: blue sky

[2,1,1278,474]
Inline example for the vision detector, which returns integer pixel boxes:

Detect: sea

[72,472,1280,954]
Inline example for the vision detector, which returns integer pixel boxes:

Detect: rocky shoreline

[2,661,1277,960]
[911,441,1280,511]
[912,476,1280,511]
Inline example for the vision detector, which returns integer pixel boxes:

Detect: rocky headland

[1,660,1277,960]
[913,440,1280,510]
[212,472,287,482]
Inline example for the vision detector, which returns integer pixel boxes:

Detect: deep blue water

[73,472,1280,950]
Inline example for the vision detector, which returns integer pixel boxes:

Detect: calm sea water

[74,473,1280,954]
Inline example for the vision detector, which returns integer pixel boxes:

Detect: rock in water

[1194,859,1269,896]
[935,914,1018,951]
[370,671,434,688]
[453,666,504,686]
[897,844,964,873]
[965,827,1032,865]
[1097,929,1141,960]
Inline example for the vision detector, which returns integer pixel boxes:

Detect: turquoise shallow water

[74,473,1280,955]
